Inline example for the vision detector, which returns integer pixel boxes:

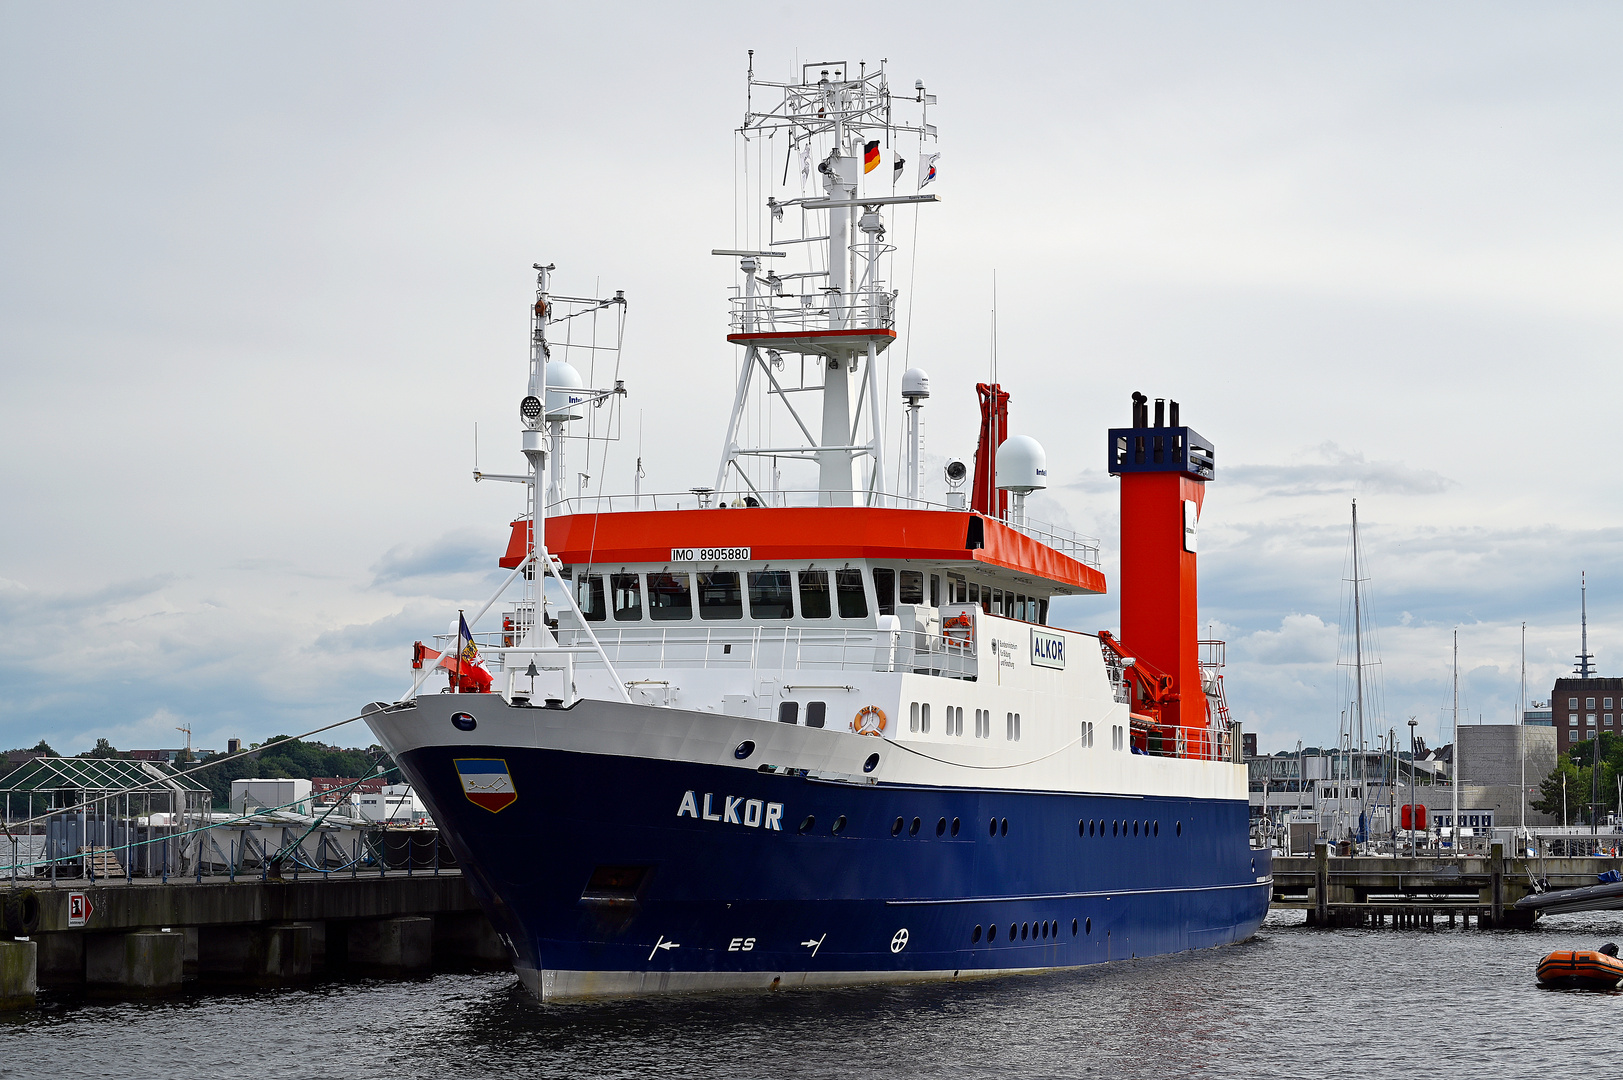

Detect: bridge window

[778,701,799,725]
[872,568,896,616]
[948,573,967,603]
[647,573,693,621]
[610,574,642,621]
[806,701,826,728]
[899,570,924,605]
[930,574,942,607]
[576,574,606,622]
[798,570,832,619]
[697,572,743,620]
[835,568,869,618]
[747,570,794,619]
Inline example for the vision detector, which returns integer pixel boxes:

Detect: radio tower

[1575,572,1595,678]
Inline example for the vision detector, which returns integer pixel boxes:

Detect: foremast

[715,60,939,507]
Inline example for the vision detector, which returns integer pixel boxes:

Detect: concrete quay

[1271,842,1623,929]
[0,870,508,1008]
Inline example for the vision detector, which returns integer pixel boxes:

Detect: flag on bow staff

[863,140,880,174]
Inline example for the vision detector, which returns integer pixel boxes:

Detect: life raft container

[1537,944,1623,989]
[852,705,887,736]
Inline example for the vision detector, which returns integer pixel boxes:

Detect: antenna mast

[715,60,939,507]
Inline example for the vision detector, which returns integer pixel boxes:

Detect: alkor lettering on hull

[1031,628,1066,669]
[677,790,784,830]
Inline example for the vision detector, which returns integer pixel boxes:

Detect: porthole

[989,818,998,837]
[1009,923,1016,940]
[1153,820,1160,837]
[892,817,905,837]
[1176,821,1183,837]
[798,815,816,834]
[1133,821,1140,837]
[1000,817,1008,836]
[936,817,947,837]
[1072,918,1079,936]
[863,752,880,774]
[1085,917,1092,935]
[910,817,921,836]
[951,817,961,837]
[989,923,998,942]
[451,711,477,732]
[1089,820,1096,837]
[1112,820,1119,837]
[972,924,983,943]
[832,815,847,835]
[733,740,755,760]
[1040,922,1048,939]
[1078,819,1085,838]
[1021,922,1029,940]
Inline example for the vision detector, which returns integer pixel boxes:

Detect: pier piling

[0,939,36,1010]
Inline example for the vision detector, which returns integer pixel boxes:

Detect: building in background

[1523,702,1552,727]
[1551,677,1623,751]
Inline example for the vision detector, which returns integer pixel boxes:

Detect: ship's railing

[542,490,1102,567]
[1127,717,1241,763]
[446,624,979,679]
[728,289,894,336]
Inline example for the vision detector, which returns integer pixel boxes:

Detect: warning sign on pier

[68,892,93,927]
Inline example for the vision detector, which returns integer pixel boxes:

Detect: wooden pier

[1271,842,1623,929]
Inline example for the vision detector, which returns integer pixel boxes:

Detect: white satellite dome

[997,434,1048,494]
[900,367,930,401]
[543,360,585,420]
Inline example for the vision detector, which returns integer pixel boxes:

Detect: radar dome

[900,367,930,402]
[543,360,585,420]
[997,435,1048,494]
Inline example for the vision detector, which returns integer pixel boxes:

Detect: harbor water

[4,908,1618,1078]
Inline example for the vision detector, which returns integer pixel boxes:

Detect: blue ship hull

[395,741,1272,998]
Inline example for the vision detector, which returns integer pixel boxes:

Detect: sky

[2,2,1621,758]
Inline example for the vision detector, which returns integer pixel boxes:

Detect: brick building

[1550,677,1623,751]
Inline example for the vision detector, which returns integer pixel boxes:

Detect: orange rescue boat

[1537,943,1623,989]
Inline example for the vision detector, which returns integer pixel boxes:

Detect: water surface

[4,910,1616,1078]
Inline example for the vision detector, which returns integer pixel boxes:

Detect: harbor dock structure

[0,870,507,1008]
[1272,842,1623,928]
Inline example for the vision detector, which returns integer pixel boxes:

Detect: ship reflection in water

[14,910,1623,1078]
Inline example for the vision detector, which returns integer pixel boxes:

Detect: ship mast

[715,60,939,507]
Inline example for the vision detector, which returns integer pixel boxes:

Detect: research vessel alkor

[364,59,1271,1002]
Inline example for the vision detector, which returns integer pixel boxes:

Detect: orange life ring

[852,705,887,736]
[944,613,971,628]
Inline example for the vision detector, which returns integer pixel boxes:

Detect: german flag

[863,140,880,174]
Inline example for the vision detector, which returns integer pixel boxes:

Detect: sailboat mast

[1452,628,1459,849]
[1520,621,1527,838]
[1352,500,1367,836]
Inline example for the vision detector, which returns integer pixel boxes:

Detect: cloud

[1226,442,1454,497]
[1233,613,1338,665]
[370,528,504,587]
